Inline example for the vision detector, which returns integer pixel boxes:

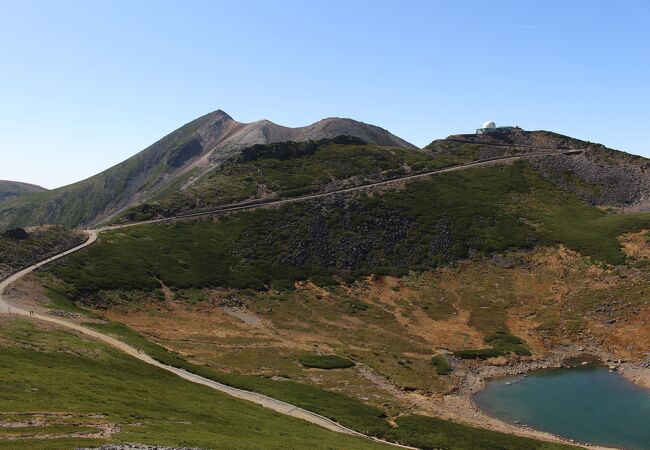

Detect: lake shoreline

[435,342,649,450]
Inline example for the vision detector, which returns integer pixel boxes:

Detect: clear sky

[1,0,649,188]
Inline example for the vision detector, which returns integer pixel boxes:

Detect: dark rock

[2,227,28,240]
[528,149,650,210]
[238,135,367,163]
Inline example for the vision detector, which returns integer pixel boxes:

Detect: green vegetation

[454,330,531,360]
[118,137,482,222]
[0,425,97,437]
[36,272,97,317]
[84,321,388,434]
[0,226,83,279]
[299,354,356,369]
[431,355,452,375]
[379,415,572,450]
[78,320,574,449]
[454,348,507,360]
[0,111,218,231]
[0,180,46,204]
[0,319,387,450]
[521,182,650,265]
[54,161,650,296]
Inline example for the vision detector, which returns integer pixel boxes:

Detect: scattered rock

[76,444,205,450]
[47,310,80,319]
[485,356,509,366]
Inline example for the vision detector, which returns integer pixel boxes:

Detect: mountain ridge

[426,129,650,211]
[0,111,415,231]
[0,180,47,204]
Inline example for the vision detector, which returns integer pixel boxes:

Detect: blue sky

[1,0,648,188]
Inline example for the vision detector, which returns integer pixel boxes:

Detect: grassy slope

[78,320,573,450]
[54,161,650,294]
[0,319,388,450]
[38,159,650,448]
[0,113,216,231]
[0,180,46,204]
[117,138,483,223]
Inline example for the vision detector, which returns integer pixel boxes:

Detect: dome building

[476,121,497,134]
[476,121,520,134]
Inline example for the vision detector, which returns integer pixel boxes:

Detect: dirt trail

[0,233,415,448]
[0,150,585,449]
[112,150,580,227]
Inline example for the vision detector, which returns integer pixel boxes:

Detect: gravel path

[0,150,583,450]
[0,234,413,449]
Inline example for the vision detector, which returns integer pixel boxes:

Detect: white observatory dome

[482,121,496,129]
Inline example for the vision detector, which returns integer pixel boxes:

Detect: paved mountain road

[0,149,581,448]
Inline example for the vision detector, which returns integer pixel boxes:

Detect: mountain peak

[0,111,415,230]
[210,109,233,121]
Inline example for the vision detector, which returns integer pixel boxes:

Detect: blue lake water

[474,368,650,450]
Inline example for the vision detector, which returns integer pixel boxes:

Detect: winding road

[0,232,413,447]
[0,149,582,449]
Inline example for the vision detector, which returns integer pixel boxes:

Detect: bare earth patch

[0,412,119,441]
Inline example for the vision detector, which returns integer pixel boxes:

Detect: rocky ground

[529,149,650,211]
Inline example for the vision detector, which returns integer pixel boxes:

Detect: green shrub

[431,354,452,375]
[53,161,650,296]
[298,354,356,369]
[453,348,506,360]
[454,330,531,359]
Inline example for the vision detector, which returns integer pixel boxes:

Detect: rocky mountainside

[115,135,474,223]
[0,180,46,204]
[0,226,84,280]
[118,128,650,223]
[0,111,415,231]
[427,130,650,211]
[14,125,650,450]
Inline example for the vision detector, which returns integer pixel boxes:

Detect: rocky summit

[2,117,649,450]
[0,111,414,231]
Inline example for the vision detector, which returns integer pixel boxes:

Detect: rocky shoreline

[434,343,650,449]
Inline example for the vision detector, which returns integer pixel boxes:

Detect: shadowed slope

[0,111,415,231]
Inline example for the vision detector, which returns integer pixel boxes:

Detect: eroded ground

[64,244,648,412]
[4,241,648,447]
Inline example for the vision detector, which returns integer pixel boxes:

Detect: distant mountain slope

[116,135,473,223]
[427,129,650,211]
[0,111,415,231]
[0,180,46,204]
[118,128,650,223]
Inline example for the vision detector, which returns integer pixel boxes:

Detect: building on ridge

[476,121,522,134]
